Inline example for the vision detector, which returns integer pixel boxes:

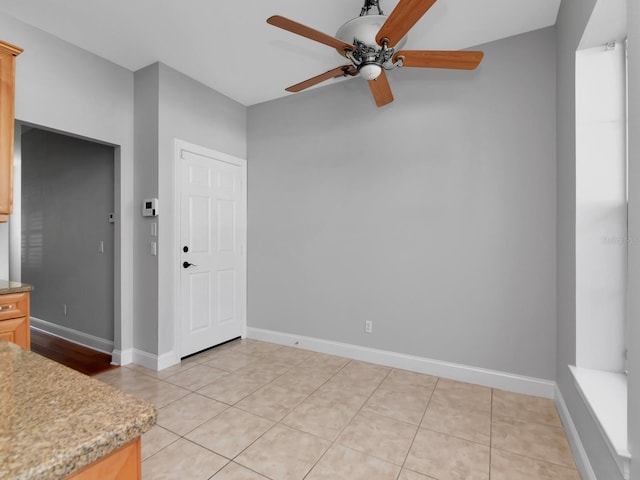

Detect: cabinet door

[0,316,29,349]
[65,438,141,480]
[0,292,29,321]
[0,41,22,218]
[0,292,30,350]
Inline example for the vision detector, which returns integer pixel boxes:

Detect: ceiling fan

[267,0,484,107]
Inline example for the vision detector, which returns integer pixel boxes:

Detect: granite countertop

[0,341,156,480]
[0,280,34,295]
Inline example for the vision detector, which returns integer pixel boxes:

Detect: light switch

[151,222,157,237]
[151,242,157,256]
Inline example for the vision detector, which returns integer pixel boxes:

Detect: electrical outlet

[365,320,373,334]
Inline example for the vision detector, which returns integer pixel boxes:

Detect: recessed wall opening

[572,1,629,476]
[575,42,627,374]
[10,122,119,357]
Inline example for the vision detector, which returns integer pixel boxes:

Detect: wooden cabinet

[0,291,30,350]
[0,40,23,223]
[65,438,141,480]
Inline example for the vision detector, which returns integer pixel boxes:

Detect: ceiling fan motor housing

[335,15,407,51]
[335,14,407,76]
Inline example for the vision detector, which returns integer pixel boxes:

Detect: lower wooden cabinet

[65,438,141,480]
[0,291,30,350]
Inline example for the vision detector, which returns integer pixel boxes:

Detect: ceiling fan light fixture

[359,63,382,80]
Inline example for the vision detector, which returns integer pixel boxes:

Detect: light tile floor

[95,339,581,480]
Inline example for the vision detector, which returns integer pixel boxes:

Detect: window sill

[569,365,630,480]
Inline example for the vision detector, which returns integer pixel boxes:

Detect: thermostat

[142,198,158,217]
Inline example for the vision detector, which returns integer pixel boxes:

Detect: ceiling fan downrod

[360,0,384,16]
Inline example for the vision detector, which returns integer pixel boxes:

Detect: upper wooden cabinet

[0,40,22,223]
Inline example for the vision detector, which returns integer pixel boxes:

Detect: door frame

[173,139,247,359]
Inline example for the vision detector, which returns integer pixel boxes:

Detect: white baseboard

[31,317,114,355]
[247,327,556,398]
[158,350,181,370]
[111,348,133,366]
[131,348,181,371]
[555,384,597,480]
[132,349,158,370]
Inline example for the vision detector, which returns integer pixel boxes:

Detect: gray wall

[157,63,247,357]
[0,12,247,361]
[133,62,247,358]
[21,128,115,342]
[133,64,160,355]
[626,0,640,478]
[247,27,557,380]
[3,3,640,475]
[555,1,631,479]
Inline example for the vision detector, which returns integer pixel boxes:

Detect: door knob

[183,261,196,268]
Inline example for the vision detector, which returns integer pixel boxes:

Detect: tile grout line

[200,351,354,478]
[192,351,308,468]
[490,391,582,473]
[138,340,581,479]
[396,376,440,479]
[143,346,290,474]
[170,347,290,477]
[298,359,355,479]
[489,446,583,472]
[489,387,494,480]
[143,352,263,477]
[300,359,392,479]
[148,349,427,478]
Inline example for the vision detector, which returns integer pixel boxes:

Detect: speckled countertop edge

[0,280,34,295]
[0,341,156,480]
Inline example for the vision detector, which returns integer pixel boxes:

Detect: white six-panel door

[178,144,246,358]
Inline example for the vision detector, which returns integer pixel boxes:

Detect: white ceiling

[0,0,561,106]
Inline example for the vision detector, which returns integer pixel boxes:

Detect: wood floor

[30,329,118,376]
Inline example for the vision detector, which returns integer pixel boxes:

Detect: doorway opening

[16,124,117,359]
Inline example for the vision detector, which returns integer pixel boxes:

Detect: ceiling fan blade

[393,50,484,69]
[368,70,394,107]
[376,0,437,47]
[286,65,357,93]
[268,15,355,54]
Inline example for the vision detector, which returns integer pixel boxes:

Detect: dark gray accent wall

[21,128,115,342]
[248,27,557,380]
